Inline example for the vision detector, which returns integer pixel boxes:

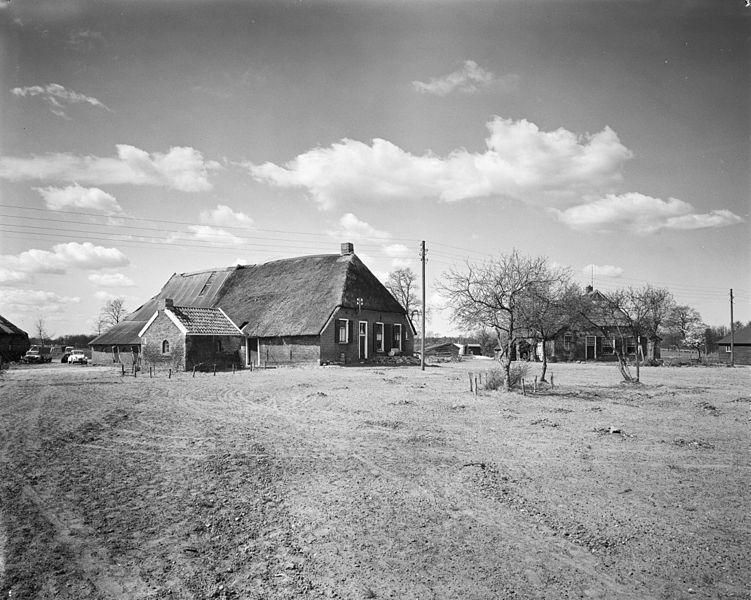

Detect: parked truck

[21,345,52,364]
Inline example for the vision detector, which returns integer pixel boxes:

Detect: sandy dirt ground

[1,360,749,599]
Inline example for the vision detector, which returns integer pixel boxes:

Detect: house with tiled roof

[89,243,415,369]
[136,301,244,371]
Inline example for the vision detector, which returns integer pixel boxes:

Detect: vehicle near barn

[67,350,88,365]
[21,346,52,364]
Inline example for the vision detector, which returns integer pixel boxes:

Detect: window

[375,322,385,353]
[602,337,616,355]
[337,319,349,344]
[725,345,732,353]
[162,340,170,354]
[216,340,223,352]
[625,337,636,354]
[393,324,402,351]
[563,334,573,351]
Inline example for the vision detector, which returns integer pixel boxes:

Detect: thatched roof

[90,251,406,344]
[0,314,28,337]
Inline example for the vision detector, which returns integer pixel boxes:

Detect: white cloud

[88,272,135,287]
[248,117,632,209]
[553,193,744,234]
[94,290,119,302]
[12,83,110,118]
[0,144,220,192]
[331,213,392,241]
[199,204,254,228]
[383,243,410,257]
[1,242,129,275]
[412,60,511,96]
[582,264,623,278]
[34,183,124,215]
[167,225,243,246]
[0,268,32,286]
[1,288,80,314]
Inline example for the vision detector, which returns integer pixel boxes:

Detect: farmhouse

[499,287,659,363]
[89,243,415,369]
[0,314,30,362]
[717,325,751,365]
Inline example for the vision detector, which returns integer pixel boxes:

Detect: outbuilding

[0,314,30,362]
[717,326,751,366]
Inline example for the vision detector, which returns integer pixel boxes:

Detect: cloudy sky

[1,0,749,337]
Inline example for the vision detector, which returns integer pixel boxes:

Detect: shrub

[484,362,531,390]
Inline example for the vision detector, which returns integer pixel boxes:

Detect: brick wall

[319,307,415,365]
[140,313,185,371]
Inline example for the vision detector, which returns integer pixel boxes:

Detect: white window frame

[162,339,170,354]
[393,323,402,352]
[563,334,572,351]
[375,322,385,353]
[337,319,349,344]
[724,345,732,353]
[358,321,368,359]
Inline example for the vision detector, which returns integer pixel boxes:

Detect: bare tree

[34,316,49,345]
[385,268,419,316]
[100,297,127,328]
[440,250,560,391]
[516,276,577,382]
[578,285,675,382]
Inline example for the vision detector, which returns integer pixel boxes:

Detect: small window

[337,319,349,344]
[162,340,170,354]
[563,334,572,351]
[393,324,402,351]
[375,322,385,353]
[625,337,636,354]
[216,340,223,352]
[724,345,732,353]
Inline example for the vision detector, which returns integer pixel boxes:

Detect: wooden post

[168,368,172,379]
[474,375,478,396]
[192,366,196,378]
[534,376,537,393]
[149,366,153,378]
[213,364,216,376]
[550,373,554,389]
[133,363,137,378]
[121,363,125,377]
[468,372,473,392]
[521,378,526,396]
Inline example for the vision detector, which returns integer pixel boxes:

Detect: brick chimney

[158,298,174,311]
[340,242,354,255]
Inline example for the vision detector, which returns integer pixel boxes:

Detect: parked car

[67,350,88,365]
[21,346,52,364]
[61,346,75,362]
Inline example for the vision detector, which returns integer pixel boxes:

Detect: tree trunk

[540,340,548,382]
[614,350,635,383]
[502,338,513,391]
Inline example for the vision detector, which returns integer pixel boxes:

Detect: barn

[89,243,415,369]
[717,326,751,366]
[0,314,30,362]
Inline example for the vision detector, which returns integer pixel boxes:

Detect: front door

[358,321,368,359]
[585,336,597,360]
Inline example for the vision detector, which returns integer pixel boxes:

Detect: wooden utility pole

[730,288,735,367]
[420,240,426,372]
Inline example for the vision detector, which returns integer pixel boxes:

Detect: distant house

[717,326,751,365]
[496,287,658,363]
[89,243,415,369]
[422,342,484,360]
[0,314,30,362]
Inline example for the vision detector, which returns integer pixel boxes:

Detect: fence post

[193,366,196,378]
[468,372,473,393]
[121,363,125,377]
[550,373,554,389]
[213,364,216,376]
[534,376,537,393]
[168,368,172,379]
[521,378,526,396]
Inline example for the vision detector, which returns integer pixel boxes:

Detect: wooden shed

[0,314,30,362]
[717,326,751,366]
